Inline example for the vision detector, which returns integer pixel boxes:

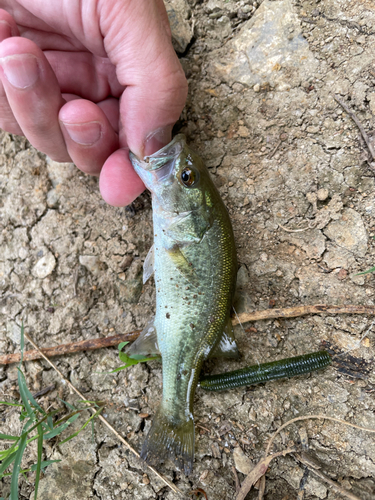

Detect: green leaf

[118,341,129,351]
[114,345,159,373]
[34,425,43,500]
[10,432,28,500]
[356,266,375,276]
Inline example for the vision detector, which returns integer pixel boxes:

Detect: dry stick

[22,331,185,499]
[2,304,375,365]
[236,416,375,500]
[233,304,375,325]
[231,465,241,494]
[0,331,141,365]
[334,95,375,162]
[294,453,362,500]
[265,414,375,457]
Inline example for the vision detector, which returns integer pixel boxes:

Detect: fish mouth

[130,134,186,189]
[130,134,185,172]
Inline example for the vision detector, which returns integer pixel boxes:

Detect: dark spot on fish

[198,292,202,295]
[209,316,215,323]
[187,302,191,305]
[186,286,190,290]
[193,294,197,299]
[176,284,179,288]
[166,313,170,319]
[182,370,188,376]
[190,323,195,329]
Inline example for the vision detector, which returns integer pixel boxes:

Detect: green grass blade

[19,323,24,365]
[17,368,45,416]
[17,368,34,421]
[43,413,80,440]
[59,407,103,445]
[10,432,27,500]
[0,433,18,440]
[0,401,23,407]
[356,266,375,276]
[57,398,76,411]
[0,451,17,477]
[30,460,61,472]
[34,425,43,500]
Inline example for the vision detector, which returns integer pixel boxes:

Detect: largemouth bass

[128,135,237,474]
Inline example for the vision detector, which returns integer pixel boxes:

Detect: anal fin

[209,316,240,359]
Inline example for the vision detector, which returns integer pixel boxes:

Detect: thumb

[100,0,188,158]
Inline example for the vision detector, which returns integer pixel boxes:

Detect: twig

[232,465,241,494]
[258,475,266,499]
[265,414,375,457]
[2,304,375,365]
[267,139,281,159]
[235,448,296,500]
[294,452,362,500]
[0,331,140,365]
[233,304,375,325]
[22,331,185,499]
[334,95,375,162]
[237,415,375,500]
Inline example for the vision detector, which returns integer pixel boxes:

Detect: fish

[128,134,238,474]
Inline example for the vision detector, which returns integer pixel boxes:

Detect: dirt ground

[1,0,375,499]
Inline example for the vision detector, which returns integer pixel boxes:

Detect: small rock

[79,255,104,275]
[165,0,193,53]
[233,446,253,475]
[317,188,329,201]
[324,209,368,258]
[253,83,260,92]
[32,251,56,279]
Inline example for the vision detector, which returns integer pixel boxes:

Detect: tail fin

[141,407,195,475]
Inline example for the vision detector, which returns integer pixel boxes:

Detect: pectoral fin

[166,245,199,287]
[209,316,240,359]
[126,318,160,358]
[143,244,154,284]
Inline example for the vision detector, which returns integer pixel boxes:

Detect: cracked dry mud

[1,0,375,499]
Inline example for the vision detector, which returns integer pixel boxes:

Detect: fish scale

[129,135,237,474]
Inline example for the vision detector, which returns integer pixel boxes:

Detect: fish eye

[180,167,198,187]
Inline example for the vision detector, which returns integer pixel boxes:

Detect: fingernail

[0,54,39,89]
[143,125,173,157]
[0,20,13,40]
[62,121,102,146]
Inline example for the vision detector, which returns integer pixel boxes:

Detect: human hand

[0,0,188,205]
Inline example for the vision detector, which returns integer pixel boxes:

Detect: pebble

[233,446,253,474]
[32,251,56,279]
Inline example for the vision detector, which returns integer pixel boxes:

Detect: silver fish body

[129,135,237,474]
